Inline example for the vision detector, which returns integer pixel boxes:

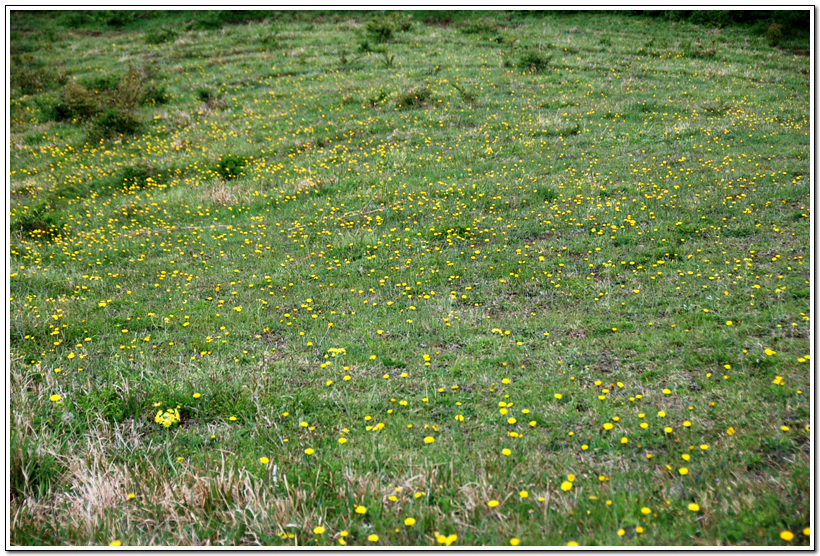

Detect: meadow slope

[9,10,812,546]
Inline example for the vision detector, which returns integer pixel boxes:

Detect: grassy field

[8,10,812,546]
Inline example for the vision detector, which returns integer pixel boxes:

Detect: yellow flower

[554,393,563,399]
[424,436,435,444]
[313,526,325,535]
[50,394,61,402]
[502,448,512,456]
[764,349,777,356]
[726,427,735,436]
[780,531,794,541]
[561,481,572,491]
[404,517,416,526]
[260,457,269,464]
[519,490,528,498]
[487,500,499,508]
[355,505,367,515]
[803,528,810,536]
[109,540,122,546]
[641,507,651,515]
[636,527,644,534]
[510,538,521,546]
[687,503,700,512]
[603,422,614,430]
[305,448,315,455]
[338,438,347,444]
[617,529,625,537]
[367,534,379,542]
[678,467,689,476]
[193,392,201,399]
[567,541,579,546]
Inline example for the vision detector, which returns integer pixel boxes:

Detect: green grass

[9,9,811,547]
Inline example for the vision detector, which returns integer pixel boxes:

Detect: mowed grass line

[9,10,811,546]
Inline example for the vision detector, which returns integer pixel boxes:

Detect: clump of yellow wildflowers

[154,407,181,428]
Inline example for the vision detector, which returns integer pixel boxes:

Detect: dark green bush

[10,55,67,95]
[11,202,63,239]
[144,27,178,45]
[192,10,270,30]
[459,22,496,36]
[518,50,552,73]
[141,82,168,105]
[395,86,432,109]
[766,22,785,45]
[59,81,100,120]
[89,109,142,140]
[366,18,394,44]
[197,87,216,103]
[97,10,138,28]
[119,164,152,189]
[79,73,121,92]
[214,154,248,180]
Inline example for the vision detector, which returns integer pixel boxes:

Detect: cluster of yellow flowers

[154,407,181,428]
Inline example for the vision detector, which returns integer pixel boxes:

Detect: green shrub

[459,22,495,36]
[10,55,67,95]
[95,10,138,28]
[119,164,152,189]
[197,87,216,103]
[518,50,552,72]
[366,18,394,44]
[395,86,432,109]
[192,10,270,30]
[766,22,785,45]
[79,73,121,92]
[11,201,63,239]
[89,109,142,141]
[214,154,248,180]
[59,81,100,120]
[144,27,178,45]
[141,82,169,105]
